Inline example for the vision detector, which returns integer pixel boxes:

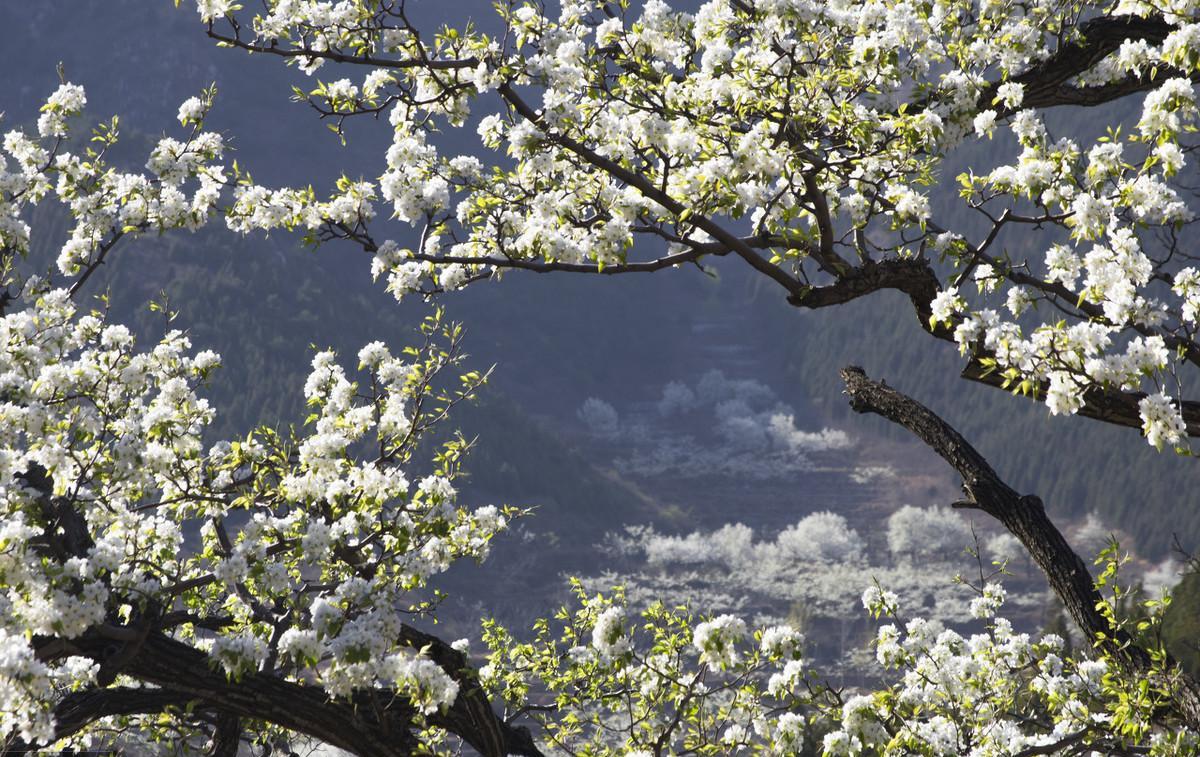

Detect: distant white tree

[765,413,851,454]
[577,397,619,437]
[986,532,1023,564]
[713,400,772,451]
[887,505,973,562]
[644,523,755,568]
[1072,511,1117,558]
[656,380,697,417]
[1144,557,1185,597]
[695,370,774,407]
[770,511,866,565]
[695,369,734,405]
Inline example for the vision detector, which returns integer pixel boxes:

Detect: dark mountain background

[3,1,1196,635]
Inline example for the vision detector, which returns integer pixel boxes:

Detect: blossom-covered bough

[0,86,531,750]
[197,0,1200,450]
[0,278,532,752]
[2,0,1200,753]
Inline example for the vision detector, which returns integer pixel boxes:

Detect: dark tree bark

[210,711,241,757]
[789,260,1200,435]
[839,365,1200,729]
[995,15,1189,111]
[13,628,542,757]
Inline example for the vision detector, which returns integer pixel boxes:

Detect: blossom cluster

[482,578,1197,756]
[940,71,1199,448]
[481,583,811,756]
[2,83,231,284]
[817,584,1199,755]
[0,276,506,744]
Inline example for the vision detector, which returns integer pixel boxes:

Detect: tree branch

[22,688,197,751]
[839,365,1200,729]
[496,82,808,299]
[210,710,241,757]
[205,26,478,71]
[38,630,542,757]
[980,15,1187,111]
[787,258,1200,436]
[398,624,544,757]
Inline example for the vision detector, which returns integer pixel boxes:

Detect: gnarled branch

[788,258,1200,436]
[839,365,1200,729]
[996,15,1188,111]
[23,629,542,757]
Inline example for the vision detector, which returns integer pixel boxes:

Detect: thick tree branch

[12,688,197,752]
[398,624,543,757]
[839,366,1200,729]
[211,711,241,757]
[994,15,1185,111]
[787,257,1200,436]
[788,257,940,311]
[959,359,1200,437]
[32,630,542,757]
